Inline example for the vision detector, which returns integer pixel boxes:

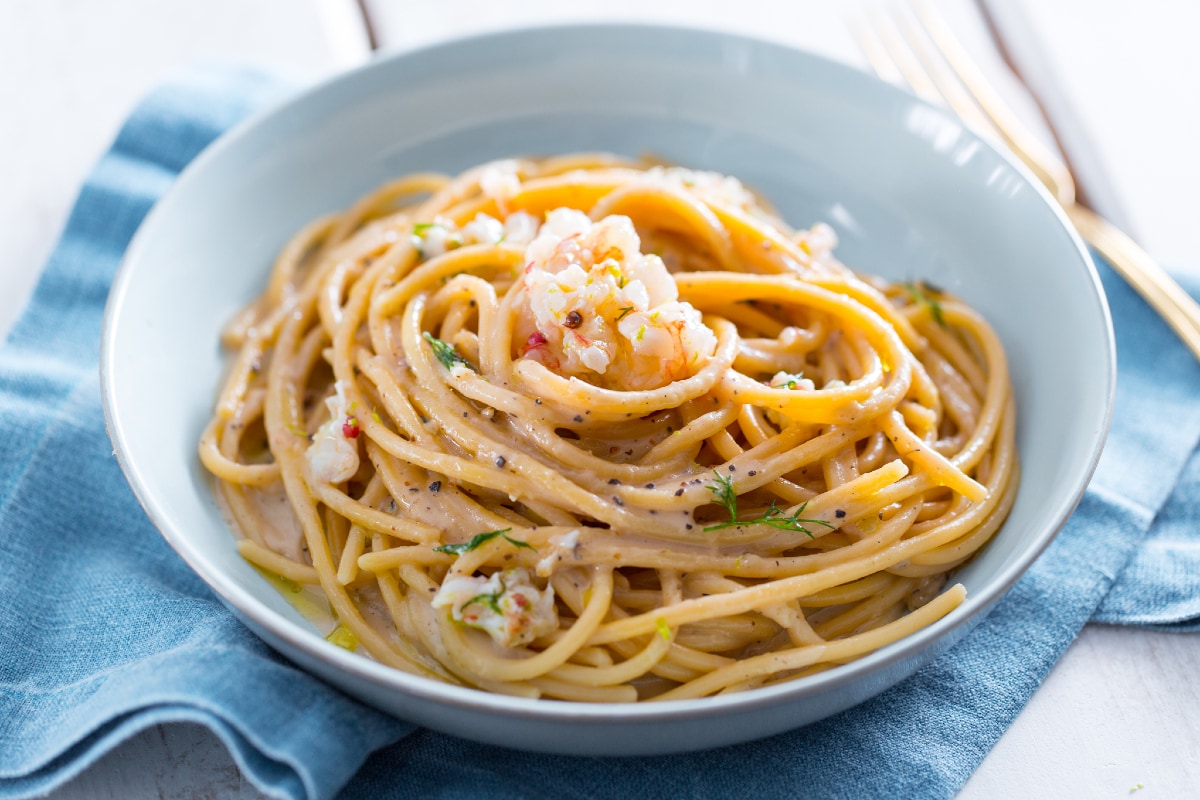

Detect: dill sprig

[704,470,833,538]
[463,589,504,614]
[460,573,508,615]
[434,528,532,555]
[902,280,946,328]
[423,331,476,372]
[707,470,739,520]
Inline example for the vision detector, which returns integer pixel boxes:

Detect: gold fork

[854,1,1200,361]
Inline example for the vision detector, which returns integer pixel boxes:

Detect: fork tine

[912,0,1075,206]
[850,16,904,87]
[858,2,1073,205]
[852,9,940,105]
[855,1,1200,363]
[889,7,997,135]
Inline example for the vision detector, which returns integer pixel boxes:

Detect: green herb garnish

[707,470,739,521]
[423,331,476,372]
[463,590,504,615]
[615,306,634,322]
[703,469,833,537]
[412,221,436,235]
[903,280,946,327]
[434,527,532,555]
[654,616,672,641]
[706,500,832,537]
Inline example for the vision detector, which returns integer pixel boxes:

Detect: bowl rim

[100,20,1115,725]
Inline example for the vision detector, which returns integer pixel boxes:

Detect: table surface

[4,1,1198,797]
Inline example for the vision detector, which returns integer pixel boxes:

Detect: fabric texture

[0,66,1197,800]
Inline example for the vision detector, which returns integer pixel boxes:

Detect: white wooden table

[4,1,1198,796]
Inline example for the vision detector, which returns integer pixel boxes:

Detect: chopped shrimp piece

[411,218,460,259]
[410,210,540,262]
[307,380,360,483]
[794,221,839,264]
[461,212,504,246]
[432,567,558,648]
[480,160,522,213]
[515,210,717,390]
[502,211,540,247]
[769,371,815,391]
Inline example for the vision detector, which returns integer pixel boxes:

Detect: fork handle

[1066,204,1200,361]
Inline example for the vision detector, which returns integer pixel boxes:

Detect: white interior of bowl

[101,24,1113,754]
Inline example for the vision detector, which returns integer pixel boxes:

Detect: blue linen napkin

[1,65,1197,800]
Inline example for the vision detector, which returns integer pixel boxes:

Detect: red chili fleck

[522,331,549,357]
[512,593,528,609]
[342,417,361,438]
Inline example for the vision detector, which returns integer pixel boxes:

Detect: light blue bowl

[101,23,1113,755]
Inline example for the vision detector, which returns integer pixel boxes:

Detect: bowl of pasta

[101,23,1113,754]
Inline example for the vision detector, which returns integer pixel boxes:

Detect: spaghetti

[200,154,1017,702]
